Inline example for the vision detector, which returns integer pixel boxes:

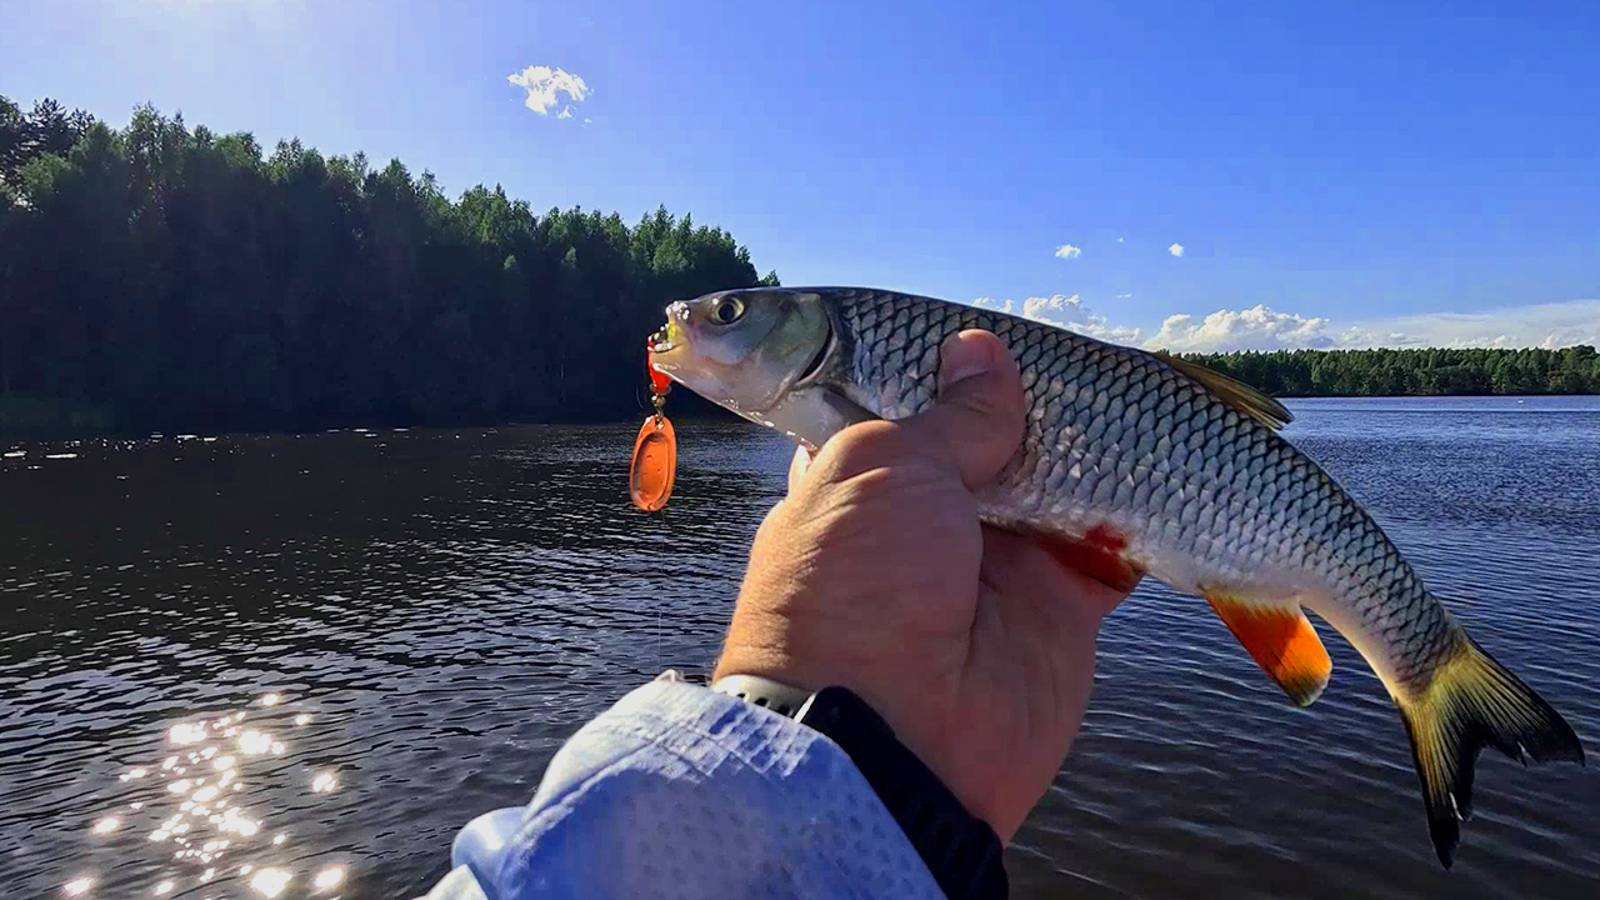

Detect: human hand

[713,329,1130,840]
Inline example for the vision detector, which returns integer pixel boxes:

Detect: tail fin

[1397,635,1584,867]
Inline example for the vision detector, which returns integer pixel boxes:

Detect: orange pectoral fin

[1205,594,1332,707]
[1035,526,1145,594]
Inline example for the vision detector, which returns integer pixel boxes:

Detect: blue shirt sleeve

[421,672,943,900]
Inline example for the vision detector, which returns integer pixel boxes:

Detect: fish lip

[647,326,672,352]
[648,302,691,369]
[647,329,678,366]
[649,340,682,376]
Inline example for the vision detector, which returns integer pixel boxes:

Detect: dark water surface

[4,397,1598,898]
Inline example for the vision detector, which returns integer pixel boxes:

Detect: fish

[648,285,1584,866]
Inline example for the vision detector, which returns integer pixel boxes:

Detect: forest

[0,97,772,436]
[1179,345,1599,398]
[2,97,1595,437]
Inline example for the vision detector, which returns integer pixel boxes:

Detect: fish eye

[710,297,745,326]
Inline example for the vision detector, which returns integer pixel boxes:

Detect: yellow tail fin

[1397,634,1584,867]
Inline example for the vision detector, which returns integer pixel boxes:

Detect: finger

[901,330,1026,489]
[786,443,812,494]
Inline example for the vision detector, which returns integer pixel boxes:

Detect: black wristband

[797,686,1009,900]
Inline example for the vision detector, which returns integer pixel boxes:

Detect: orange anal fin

[1035,529,1145,594]
[1205,594,1332,707]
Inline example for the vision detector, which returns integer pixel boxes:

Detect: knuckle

[955,388,1001,420]
[820,420,904,474]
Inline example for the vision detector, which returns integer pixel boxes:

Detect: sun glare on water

[313,865,346,890]
[71,692,351,896]
[249,867,292,897]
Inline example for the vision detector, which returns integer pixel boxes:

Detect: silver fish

[649,286,1583,866]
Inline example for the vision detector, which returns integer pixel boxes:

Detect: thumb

[904,330,1026,489]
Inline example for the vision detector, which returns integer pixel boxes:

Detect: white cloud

[1115,292,1133,299]
[507,65,591,118]
[1341,299,1600,350]
[979,293,1600,354]
[1168,242,1185,258]
[1149,305,1334,352]
[1116,236,1125,243]
[1144,298,1600,353]
[1054,243,1082,260]
[973,294,1142,343]
[1022,294,1081,320]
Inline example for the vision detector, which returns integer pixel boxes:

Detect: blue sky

[3,0,1597,350]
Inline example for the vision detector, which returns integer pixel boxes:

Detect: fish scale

[651,285,1583,865]
[833,287,1458,680]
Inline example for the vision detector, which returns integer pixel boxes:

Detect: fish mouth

[649,324,674,353]
[647,302,690,372]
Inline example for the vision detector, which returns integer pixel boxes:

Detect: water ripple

[3,400,1599,896]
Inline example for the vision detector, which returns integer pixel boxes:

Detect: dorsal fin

[1163,355,1293,431]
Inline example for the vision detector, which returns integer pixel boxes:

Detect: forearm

[423,673,942,900]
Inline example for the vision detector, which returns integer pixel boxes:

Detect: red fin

[1036,525,1144,593]
[1205,594,1331,707]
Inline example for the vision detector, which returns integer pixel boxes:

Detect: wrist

[714,640,987,828]
[712,611,842,692]
[710,676,1009,900]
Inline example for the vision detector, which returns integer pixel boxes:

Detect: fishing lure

[628,342,676,511]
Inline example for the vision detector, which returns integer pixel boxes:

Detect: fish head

[649,288,869,448]
[650,287,833,413]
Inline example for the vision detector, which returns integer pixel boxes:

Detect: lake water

[3,397,1598,898]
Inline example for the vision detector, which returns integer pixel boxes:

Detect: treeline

[4,99,1596,437]
[0,96,774,435]
[1179,346,1600,397]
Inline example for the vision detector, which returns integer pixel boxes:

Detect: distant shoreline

[1278,394,1596,400]
[3,393,1595,443]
